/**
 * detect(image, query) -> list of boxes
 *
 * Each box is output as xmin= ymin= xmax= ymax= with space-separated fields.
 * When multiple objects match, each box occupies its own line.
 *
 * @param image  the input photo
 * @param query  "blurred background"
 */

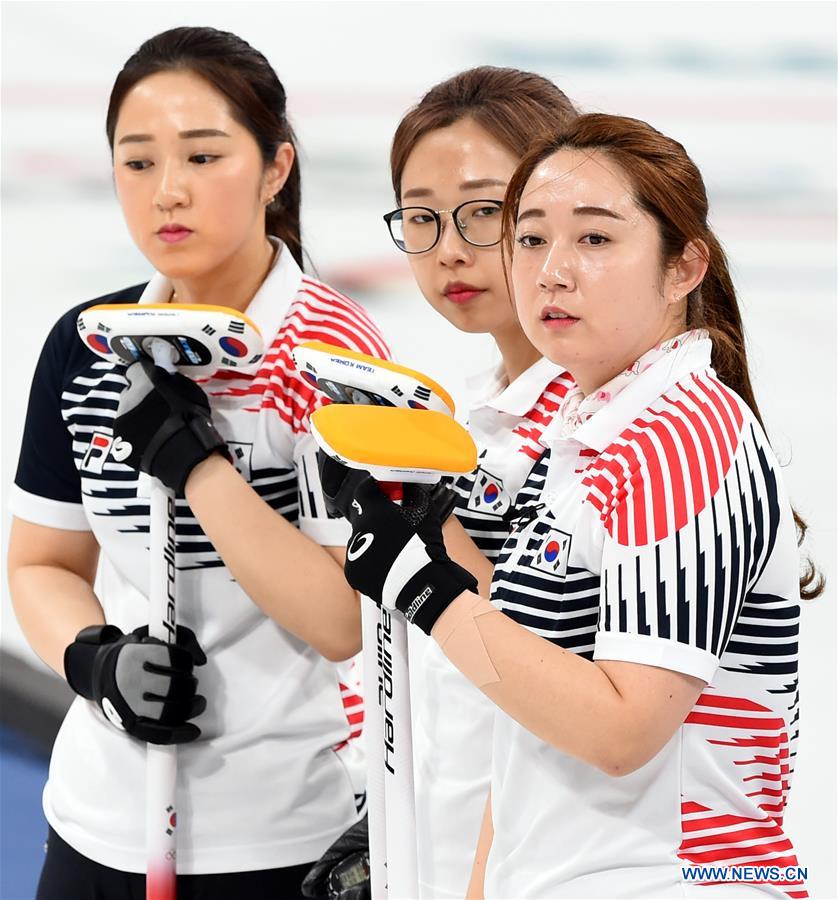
xmin=2 ymin=2 xmax=835 ymax=897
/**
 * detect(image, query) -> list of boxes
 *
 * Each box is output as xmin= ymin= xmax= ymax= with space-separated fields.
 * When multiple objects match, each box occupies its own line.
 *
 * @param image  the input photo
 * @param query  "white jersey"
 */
xmin=9 ymin=243 xmax=389 ymax=874
xmin=486 ymin=337 xmax=806 ymax=899
xmin=415 ymin=357 xmax=574 ymax=898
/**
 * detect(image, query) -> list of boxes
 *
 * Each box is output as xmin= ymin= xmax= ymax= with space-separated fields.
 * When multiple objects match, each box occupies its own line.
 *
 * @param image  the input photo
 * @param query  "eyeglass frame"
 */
xmin=382 ymin=199 xmax=504 ymax=254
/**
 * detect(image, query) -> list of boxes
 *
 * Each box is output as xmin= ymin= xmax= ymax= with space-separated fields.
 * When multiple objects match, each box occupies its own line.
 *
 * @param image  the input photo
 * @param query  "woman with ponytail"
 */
xmin=326 ymin=113 xmax=821 ymax=898
xmin=8 ymin=26 xmax=388 ymax=899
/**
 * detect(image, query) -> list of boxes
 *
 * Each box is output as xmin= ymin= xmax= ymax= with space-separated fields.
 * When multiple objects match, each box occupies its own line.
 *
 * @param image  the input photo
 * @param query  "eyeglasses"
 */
xmin=383 ymin=199 xmax=504 ymax=254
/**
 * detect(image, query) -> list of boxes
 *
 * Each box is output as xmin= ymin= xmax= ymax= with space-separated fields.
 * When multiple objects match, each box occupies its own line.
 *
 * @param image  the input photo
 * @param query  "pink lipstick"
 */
xmin=157 ymin=224 xmax=193 ymax=244
xmin=540 ymin=305 xmax=580 ymax=330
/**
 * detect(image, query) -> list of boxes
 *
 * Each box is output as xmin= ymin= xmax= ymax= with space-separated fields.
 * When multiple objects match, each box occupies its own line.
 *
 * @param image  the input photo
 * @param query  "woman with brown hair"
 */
xmin=304 ymin=66 xmax=577 ymax=899
xmin=8 ymin=26 xmax=388 ymax=899
xmin=385 ymin=67 xmax=579 ymax=900
xmin=329 ymin=113 xmax=821 ymax=898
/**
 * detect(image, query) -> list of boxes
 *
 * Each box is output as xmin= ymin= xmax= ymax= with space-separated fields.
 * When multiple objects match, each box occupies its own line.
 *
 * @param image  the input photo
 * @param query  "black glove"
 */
xmin=319 ymin=459 xmax=478 ymax=635
xmin=318 ymin=452 xmax=459 ymax=525
xmin=301 ymin=814 xmax=370 ymax=900
xmin=114 ymin=358 xmax=228 ymax=494
xmin=64 ymin=623 xmax=207 ymax=744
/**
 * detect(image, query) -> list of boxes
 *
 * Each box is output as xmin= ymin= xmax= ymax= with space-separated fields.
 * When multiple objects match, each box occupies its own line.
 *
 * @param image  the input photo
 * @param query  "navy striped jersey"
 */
xmin=450 ymin=361 xmax=575 ymax=563
xmin=9 ymin=245 xmax=388 ymax=874
xmin=486 ymin=336 xmax=806 ymax=899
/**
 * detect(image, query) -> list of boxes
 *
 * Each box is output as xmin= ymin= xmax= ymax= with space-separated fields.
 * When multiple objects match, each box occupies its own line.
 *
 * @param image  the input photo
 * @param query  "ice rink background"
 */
xmin=1 ymin=2 xmax=836 ymax=897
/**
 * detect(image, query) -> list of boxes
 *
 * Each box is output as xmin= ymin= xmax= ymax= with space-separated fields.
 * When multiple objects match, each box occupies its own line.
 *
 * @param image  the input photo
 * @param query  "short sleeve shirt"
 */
xmin=486 ymin=338 xmax=806 ymax=899
xmin=9 ymin=243 xmax=390 ymax=874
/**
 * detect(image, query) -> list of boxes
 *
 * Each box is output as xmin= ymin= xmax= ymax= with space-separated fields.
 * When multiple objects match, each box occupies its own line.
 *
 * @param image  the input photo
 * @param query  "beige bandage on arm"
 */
xmin=431 ymin=592 xmax=503 ymax=688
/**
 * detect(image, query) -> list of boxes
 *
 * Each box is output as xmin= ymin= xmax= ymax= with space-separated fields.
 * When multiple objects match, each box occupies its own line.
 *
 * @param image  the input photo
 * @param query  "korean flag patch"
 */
xmin=467 ymin=469 xmax=510 ymax=518
xmin=527 ymin=528 xmax=572 ymax=579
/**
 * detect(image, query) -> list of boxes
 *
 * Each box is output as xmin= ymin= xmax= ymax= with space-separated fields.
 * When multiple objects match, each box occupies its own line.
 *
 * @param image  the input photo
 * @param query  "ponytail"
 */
xmin=691 ymin=238 xmax=823 ymax=600
xmin=689 ymin=233 xmax=760 ymax=427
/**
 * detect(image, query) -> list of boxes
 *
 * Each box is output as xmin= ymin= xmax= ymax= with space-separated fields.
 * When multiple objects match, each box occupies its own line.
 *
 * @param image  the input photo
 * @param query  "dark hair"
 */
xmin=390 ymin=66 xmax=578 ymax=202
xmin=106 ymin=26 xmax=303 ymax=268
xmin=502 ymin=113 xmax=823 ymax=600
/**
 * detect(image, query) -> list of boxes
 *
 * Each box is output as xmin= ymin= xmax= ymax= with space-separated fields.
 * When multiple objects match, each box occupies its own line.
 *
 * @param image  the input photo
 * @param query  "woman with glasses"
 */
xmin=8 ymin=27 xmax=387 ymax=899
xmin=327 ymin=113 xmax=820 ymax=898
xmin=303 ymin=66 xmax=577 ymax=900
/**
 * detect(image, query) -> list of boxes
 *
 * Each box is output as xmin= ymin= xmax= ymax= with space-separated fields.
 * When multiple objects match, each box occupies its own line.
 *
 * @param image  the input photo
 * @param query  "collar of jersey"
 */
xmin=467 ymin=355 xmax=566 ymax=418
xmin=490 ymin=356 xmax=567 ymax=417
xmin=464 ymin=358 xmax=507 ymax=412
xmin=541 ymin=337 xmax=713 ymax=452
xmin=136 ymin=237 xmax=303 ymax=373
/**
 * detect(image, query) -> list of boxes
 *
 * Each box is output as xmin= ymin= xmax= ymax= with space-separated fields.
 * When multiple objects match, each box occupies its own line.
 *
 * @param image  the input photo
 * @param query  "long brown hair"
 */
xmin=105 ymin=26 xmax=303 ymax=268
xmin=502 ymin=113 xmax=823 ymax=599
xmin=390 ymin=66 xmax=578 ymax=202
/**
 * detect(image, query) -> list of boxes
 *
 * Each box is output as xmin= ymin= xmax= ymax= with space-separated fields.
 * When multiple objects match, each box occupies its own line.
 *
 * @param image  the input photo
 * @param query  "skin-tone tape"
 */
xmin=431 ymin=593 xmax=502 ymax=688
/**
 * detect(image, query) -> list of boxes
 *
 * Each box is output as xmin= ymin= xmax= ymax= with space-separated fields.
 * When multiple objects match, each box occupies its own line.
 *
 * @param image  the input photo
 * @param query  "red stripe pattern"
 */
xmin=340 ymin=678 xmax=364 ymax=741
xmin=333 ymin=657 xmax=365 ymax=753
xmin=512 ymin=370 xmax=576 ymax=460
xmin=679 ymin=691 xmax=806 ymax=897
xmin=206 ymin=277 xmax=391 ymax=431
xmin=582 ymin=372 xmax=745 ymax=546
